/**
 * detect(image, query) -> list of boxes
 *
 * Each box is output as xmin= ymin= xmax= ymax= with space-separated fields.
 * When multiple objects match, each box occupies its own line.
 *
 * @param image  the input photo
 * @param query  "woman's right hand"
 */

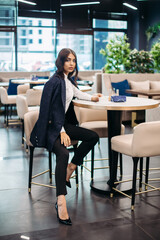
xmin=60 ymin=132 xmax=71 ymax=147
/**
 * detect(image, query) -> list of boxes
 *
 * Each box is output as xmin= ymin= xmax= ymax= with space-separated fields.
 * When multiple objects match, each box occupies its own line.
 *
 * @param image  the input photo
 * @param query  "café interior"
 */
xmin=0 ymin=0 xmax=160 ymax=239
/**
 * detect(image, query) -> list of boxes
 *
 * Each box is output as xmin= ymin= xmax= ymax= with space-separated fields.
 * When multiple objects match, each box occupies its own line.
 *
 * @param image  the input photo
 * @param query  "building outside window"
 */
xmin=29 ymin=29 xmax=33 ymax=34
xmin=57 ymin=34 xmax=92 ymax=70
xmin=29 ymin=39 xmax=33 ymax=44
xmin=21 ymin=29 xmax=26 ymax=36
xmin=17 ymin=17 xmax=56 ymax=72
xmin=38 ymin=39 xmax=42 ymax=44
xmin=0 ymin=4 xmax=16 ymax=71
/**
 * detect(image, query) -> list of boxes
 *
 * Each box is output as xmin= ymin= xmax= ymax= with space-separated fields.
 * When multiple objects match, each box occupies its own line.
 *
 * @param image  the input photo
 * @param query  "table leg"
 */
xmin=90 ymin=110 xmax=122 ymax=194
xmin=90 ymin=110 xmax=132 ymax=195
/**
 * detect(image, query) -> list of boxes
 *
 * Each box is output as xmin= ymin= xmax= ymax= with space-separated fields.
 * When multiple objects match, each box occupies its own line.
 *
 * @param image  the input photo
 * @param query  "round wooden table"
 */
xmin=73 ymin=96 xmax=159 ymax=194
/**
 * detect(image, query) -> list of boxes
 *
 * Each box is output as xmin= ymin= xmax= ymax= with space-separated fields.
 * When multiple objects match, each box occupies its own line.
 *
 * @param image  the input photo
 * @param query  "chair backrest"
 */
xmin=26 ymin=89 xmax=42 ymax=106
xmin=24 ymin=110 xmax=39 ymax=146
xmin=0 ymin=87 xmax=8 ymax=104
xmin=16 ymin=95 xmax=29 ymax=119
xmin=132 ymin=121 xmax=160 ymax=157
xmin=75 ymin=106 xmax=107 ymax=124
xmin=17 ymin=84 xmax=29 ymax=95
xmin=7 ymin=79 xmax=19 ymax=95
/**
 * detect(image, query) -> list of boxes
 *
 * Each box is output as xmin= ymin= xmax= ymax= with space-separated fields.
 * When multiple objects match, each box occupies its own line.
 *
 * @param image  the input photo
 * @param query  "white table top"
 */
xmin=0 ymin=82 xmax=9 ymax=87
xmin=11 ymin=79 xmax=48 ymax=84
xmin=73 ymin=96 xmax=159 ymax=111
xmin=33 ymin=85 xmax=92 ymax=92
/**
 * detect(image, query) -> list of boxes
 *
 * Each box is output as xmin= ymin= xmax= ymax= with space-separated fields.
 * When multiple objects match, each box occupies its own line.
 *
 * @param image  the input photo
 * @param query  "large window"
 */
xmin=0 ymin=31 xmax=15 ymax=71
xmin=0 ymin=8 xmax=128 ymax=72
xmin=0 ymin=4 xmax=16 ymax=71
xmin=57 ymin=34 xmax=92 ymax=70
xmin=93 ymin=18 xmax=127 ymax=69
xmin=17 ymin=17 xmax=56 ymax=72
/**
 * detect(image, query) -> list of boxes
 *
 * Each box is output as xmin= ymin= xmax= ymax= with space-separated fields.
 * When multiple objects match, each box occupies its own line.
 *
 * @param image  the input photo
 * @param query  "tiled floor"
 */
xmin=0 ymin=116 xmax=160 ymax=240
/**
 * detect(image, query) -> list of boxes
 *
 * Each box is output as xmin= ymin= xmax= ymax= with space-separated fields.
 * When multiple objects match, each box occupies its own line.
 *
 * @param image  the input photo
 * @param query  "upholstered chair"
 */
xmin=16 ymin=95 xmax=39 ymax=145
xmin=24 ymin=110 xmax=79 ymax=193
xmin=0 ymin=87 xmax=17 ymax=127
xmin=111 ymin=121 xmax=160 ymax=210
xmin=74 ymin=106 xmax=125 ymax=179
xmin=26 ymin=89 xmax=42 ymax=106
xmin=17 ymin=84 xmax=29 ymax=95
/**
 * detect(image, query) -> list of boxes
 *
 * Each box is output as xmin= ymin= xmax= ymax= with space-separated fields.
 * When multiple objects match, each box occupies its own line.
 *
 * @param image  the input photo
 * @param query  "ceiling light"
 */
xmin=123 ymin=3 xmax=138 ymax=10
xmin=61 ymin=1 xmax=100 ymax=7
xmin=17 ymin=0 xmax=37 ymax=5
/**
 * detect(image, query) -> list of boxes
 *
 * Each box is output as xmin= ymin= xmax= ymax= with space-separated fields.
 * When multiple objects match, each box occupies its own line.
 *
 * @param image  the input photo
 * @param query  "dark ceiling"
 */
xmin=18 ymin=0 xmax=160 ymax=13
xmin=18 ymin=0 xmax=135 ymax=13
xmin=17 ymin=0 xmax=160 ymax=29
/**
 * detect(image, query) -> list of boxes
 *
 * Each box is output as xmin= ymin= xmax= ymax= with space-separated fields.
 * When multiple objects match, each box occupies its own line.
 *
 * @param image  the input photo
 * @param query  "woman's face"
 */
xmin=63 ymin=53 xmax=76 ymax=75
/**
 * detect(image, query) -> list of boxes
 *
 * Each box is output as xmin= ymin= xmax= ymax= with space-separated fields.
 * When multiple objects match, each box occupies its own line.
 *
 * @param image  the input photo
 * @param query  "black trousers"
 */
xmin=52 ymin=123 xmax=99 ymax=197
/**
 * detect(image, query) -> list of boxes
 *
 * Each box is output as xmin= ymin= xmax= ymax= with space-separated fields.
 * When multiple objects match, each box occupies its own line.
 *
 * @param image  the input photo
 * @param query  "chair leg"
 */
xmin=75 ymin=167 xmax=78 ymax=187
xmin=98 ymin=139 xmax=100 ymax=148
xmin=131 ymin=157 xmax=139 ymax=210
xmin=110 ymin=150 xmax=118 ymax=197
xmin=28 ymin=146 xmax=34 ymax=193
xmin=4 ymin=105 xmax=9 ymax=127
xmin=49 ymin=151 xmax=52 ymax=183
xmin=73 ymin=144 xmax=79 ymax=186
xmin=139 ymin=157 xmax=143 ymax=191
xmin=22 ymin=119 xmax=24 ymax=146
xmin=119 ymin=153 xmax=123 ymax=176
xmin=145 ymin=157 xmax=150 ymax=190
xmin=91 ymin=147 xmax=94 ymax=180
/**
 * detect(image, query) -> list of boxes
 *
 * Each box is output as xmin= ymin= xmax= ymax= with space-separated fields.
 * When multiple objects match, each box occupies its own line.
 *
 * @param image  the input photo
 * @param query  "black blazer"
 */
xmin=30 ymin=72 xmax=78 ymax=151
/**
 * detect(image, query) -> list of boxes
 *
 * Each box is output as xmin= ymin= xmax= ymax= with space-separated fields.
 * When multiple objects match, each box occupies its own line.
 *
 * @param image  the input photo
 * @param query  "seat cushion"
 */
xmin=130 ymin=80 xmax=150 ymax=90
xmin=7 ymin=95 xmax=17 ymax=104
xmin=111 ymin=79 xmax=131 ymax=96
xmin=80 ymin=121 xmax=108 ymax=138
xmin=111 ymin=134 xmax=133 ymax=156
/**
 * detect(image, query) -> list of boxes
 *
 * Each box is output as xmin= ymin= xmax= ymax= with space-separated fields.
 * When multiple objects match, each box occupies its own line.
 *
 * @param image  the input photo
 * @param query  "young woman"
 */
xmin=30 ymin=48 xmax=101 ymax=226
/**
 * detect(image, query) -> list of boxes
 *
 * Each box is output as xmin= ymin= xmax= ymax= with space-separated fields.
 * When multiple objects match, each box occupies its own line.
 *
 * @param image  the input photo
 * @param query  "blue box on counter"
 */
xmin=111 ymin=95 xmax=126 ymax=102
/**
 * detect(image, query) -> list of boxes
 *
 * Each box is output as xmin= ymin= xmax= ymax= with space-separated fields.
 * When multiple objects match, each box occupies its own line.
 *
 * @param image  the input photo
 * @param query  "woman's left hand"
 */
xmin=91 ymin=93 xmax=103 ymax=102
xmin=91 ymin=96 xmax=99 ymax=102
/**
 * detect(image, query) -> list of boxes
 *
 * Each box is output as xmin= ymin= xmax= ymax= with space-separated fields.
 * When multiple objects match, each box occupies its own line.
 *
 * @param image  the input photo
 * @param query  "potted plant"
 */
xmin=125 ymin=49 xmax=154 ymax=73
xmin=151 ymin=39 xmax=160 ymax=72
xmin=99 ymin=34 xmax=131 ymax=73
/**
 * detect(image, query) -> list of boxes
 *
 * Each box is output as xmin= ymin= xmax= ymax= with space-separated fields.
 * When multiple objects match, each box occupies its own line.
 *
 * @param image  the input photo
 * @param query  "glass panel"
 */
xmin=17 ymin=17 xmax=56 ymax=73
xmin=0 ymin=31 xmax=15 ymax=71
xmin=57 ymin=34 xmax=92 ymax=70
xmin=94 ymin=31 xmax=125 ymax=69
xmin=0 ymin=3 xmax=16 ymax=26
xmin=17 ymin=17 xmax=56 ymax=27
xmin=93 ymin=19 xmax=127 ymax=29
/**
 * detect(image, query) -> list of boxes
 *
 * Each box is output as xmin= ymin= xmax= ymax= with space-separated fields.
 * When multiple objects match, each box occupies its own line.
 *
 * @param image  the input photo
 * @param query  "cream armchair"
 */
xmin=111 ymin=121 xmax=160 ymax=210
xmin=0 ymin=87 xmax=17 ymax=127
xmin=16 ymin=95 xmax=39 ymax=145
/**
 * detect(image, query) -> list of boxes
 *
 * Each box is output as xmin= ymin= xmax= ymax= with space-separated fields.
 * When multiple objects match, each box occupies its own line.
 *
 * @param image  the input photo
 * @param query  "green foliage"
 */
xmin=126 ymin=49 xmax=154 ymax=73
xmin=99 ymin=34 xmax=131 ymax=73
xmin=145 ymin=23 xmax=160 ymax=44
xmin=151 ymin=39 xmax=160 ymax=72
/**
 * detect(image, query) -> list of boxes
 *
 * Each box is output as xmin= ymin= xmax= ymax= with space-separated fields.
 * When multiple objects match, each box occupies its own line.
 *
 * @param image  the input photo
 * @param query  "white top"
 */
xmin=61 ymin=74 xmax=92 ymax=132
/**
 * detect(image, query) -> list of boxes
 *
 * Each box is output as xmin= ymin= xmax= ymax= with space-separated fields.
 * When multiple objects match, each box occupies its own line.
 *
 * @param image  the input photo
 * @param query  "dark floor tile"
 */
xmin=1 ymin=218 xmax=153 ymax=240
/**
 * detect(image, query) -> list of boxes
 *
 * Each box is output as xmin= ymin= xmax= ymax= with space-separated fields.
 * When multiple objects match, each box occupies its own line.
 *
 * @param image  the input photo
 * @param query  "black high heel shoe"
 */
xmin=55 ymin=202 xmax=72 ymax=226
xmin=66 ymin=180 xmax=71 ymax=188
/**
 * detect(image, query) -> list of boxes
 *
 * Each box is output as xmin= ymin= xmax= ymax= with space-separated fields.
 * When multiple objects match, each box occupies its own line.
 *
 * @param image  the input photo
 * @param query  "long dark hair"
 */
xmin=55 ymin=48 xmax=78 ymax=84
